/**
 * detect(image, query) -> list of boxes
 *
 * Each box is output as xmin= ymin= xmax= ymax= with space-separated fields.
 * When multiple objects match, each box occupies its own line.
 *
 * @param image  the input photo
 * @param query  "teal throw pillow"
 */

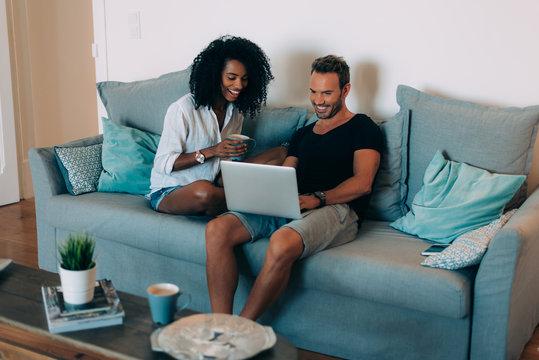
xmin=98 ymin=117 xmax=161 ymax=194
xmin=396 ymin=85 xmax=539 ymax=211
xmin=421 ymin=209 xmax=516 ymax=270
xmin=97 ymin=68 xmax=191 ymax=135
xmin=390 ymin=150 xmax=526 ymax=243
xmin=242 ymin=107 xmax=308 ymax=156
xmin=54 ymin=144 xmax=103 ymax=195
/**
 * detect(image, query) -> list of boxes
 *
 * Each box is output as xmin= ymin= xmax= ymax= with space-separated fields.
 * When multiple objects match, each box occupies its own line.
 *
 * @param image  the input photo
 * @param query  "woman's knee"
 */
xmin=187 ymin=181 xmax=223 ymax=213
xmin=192 ymin=181 xmax=217 ymax=205
xmin=158 ymin=181 xmax=224 ymax=216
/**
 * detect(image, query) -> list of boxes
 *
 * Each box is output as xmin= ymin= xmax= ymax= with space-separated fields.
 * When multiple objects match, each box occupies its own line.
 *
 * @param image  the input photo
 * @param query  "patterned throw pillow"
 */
xmin=421 ymin=209 xmax=517 ymax=270
xmin=54 ymin=144 xmax=103 ymax=195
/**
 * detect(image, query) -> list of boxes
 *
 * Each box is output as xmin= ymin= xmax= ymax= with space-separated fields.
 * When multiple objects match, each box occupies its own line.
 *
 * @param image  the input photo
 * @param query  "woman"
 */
xmin=149 ymin=36 xmax=280 ymax=216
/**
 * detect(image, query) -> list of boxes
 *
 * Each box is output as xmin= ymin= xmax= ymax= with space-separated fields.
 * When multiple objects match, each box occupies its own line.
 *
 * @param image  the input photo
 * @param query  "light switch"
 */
xmin=128 ymin=11 xmax=141 ymax=39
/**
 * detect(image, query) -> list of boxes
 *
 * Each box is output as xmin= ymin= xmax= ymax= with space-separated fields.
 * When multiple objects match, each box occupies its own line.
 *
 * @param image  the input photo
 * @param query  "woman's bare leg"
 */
xmin=215 ymin=146 xmax=288 ymax=186
xmin=159 ymin=146 xmax=287 ymax=214
xmin=245 ymin=146 xmax=288 ymax=166
xmin=158 ymin=180 xmax=226 ymax=216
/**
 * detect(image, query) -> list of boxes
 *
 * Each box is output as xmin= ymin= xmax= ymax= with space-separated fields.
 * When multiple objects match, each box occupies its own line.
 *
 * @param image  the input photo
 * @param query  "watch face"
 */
xmin=314 ymin=191 xmax=326 ymax=207
xmin=195 ymin=152 xmax=205 ymax=164
xmin=315 ymin=191 xmax=326 ymax=200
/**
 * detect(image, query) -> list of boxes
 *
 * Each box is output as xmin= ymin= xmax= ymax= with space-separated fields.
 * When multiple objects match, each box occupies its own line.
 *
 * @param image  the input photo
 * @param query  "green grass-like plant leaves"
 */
xmin=57 ymin=233 xmax=96 ymax=271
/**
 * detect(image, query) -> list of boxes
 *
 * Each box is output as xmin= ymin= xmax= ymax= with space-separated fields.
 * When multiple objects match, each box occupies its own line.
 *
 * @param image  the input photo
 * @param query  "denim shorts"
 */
xmin=148 ymin=186 xmax=182 ymax=211
xmin=226 ymin=203 xmax=359 ymax=259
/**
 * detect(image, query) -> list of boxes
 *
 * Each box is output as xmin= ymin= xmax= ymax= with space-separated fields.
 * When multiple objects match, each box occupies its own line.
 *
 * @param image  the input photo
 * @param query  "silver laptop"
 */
xmin=220 ymin=161 xmax=302 ymax=219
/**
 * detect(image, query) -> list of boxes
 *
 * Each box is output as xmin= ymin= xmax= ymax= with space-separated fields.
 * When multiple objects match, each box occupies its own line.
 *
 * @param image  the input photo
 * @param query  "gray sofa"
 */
xmin=29 ymin=72 xmax=539 ymax=360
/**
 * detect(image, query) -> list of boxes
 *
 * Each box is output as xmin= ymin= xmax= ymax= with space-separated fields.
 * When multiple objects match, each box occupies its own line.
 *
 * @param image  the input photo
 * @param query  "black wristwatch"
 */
xmin=313 ymin=191 xmax=327 ymax=208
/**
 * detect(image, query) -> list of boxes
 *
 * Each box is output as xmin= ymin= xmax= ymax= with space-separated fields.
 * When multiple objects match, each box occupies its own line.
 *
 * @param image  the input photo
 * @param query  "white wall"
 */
xmin=93 ymin=0 xmax=539 ymax=189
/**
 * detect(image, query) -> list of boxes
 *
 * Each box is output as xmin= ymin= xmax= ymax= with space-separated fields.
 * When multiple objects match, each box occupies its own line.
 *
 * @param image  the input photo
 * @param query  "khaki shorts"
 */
xmin=227 ymin=203 xmax=359 ymax=259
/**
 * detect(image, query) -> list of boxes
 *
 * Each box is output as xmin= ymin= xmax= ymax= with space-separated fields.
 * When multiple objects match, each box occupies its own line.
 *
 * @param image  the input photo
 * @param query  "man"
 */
xmin=205 ymin=55 xmax=383 ymax=320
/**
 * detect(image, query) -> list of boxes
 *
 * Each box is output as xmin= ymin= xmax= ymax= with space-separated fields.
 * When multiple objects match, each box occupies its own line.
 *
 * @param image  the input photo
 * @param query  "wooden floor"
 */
xmin=1 ymin=199 xmax=538 ymax=360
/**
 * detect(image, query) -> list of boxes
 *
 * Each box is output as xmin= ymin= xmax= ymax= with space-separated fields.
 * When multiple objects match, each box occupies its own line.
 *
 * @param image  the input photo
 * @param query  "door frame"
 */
xmin=0 ymin=0 xmax=20 ymax=205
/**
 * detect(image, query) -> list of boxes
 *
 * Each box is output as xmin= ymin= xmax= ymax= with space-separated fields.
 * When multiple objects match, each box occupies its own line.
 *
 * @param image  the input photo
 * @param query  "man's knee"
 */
xmin=266 ymin=229 xmax=304 ymax=266
xmin=206 ymin=215 xmax=242 ymax=250
xmin=206 ymin=217 xmax=227 ymax=248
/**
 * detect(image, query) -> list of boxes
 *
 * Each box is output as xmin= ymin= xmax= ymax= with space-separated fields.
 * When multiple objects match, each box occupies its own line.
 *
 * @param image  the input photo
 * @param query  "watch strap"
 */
xmin=314 ymin=191 xmax=326 ymax=207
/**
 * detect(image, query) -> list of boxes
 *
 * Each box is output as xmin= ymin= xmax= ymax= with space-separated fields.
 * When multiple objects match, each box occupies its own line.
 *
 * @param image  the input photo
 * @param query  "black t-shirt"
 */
xmin=287 ymin=114 xmax=383 ymax=221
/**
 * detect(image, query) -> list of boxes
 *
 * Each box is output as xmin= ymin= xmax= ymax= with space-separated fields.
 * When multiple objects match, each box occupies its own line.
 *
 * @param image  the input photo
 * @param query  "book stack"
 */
xmin=41 ymin=279 xmax=125 ymax=334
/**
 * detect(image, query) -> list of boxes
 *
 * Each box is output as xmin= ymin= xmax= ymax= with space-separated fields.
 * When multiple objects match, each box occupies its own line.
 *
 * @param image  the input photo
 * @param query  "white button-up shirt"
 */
xmin=149 ymin=94 xmax=243 ymax=194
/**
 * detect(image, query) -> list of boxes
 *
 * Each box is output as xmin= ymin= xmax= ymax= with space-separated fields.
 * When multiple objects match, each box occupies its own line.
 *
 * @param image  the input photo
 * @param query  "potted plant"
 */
xmin=57 ymin=232 xmax=97 ymax=305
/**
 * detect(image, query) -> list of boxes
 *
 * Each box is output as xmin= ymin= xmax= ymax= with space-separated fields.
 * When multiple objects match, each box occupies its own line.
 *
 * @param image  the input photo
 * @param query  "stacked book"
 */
xmin=41 ymin=279 xmax=125 ymax=334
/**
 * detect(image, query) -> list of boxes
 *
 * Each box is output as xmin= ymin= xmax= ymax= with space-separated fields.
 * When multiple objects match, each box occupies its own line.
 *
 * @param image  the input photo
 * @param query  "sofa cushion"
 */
xmin=397 ymin=85 xmax=539 ymax=210
xmin=390 ymin=151 xmax=525 ymax=243
xmin=241 ymin=221 xmax=474 ymax=319
xmin=241 ymin=107 xmax=308 ymax=155
xmin=53 ymin=144 xmax=103 ymax=195
xmin=366 ymin=110 xmax=409 ymax=221
xmin=97 ymin=68 xmax=191 ymax=135
xmin=44 ymin=193 xmax=209 ymax=265
xmin=98 ymin=117 xmax=161 ymax=195
xmin=45 ymin=192 xmax=472 ymax=319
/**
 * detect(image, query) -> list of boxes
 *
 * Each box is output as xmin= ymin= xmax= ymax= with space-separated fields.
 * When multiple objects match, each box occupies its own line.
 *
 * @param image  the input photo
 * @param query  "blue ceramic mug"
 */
xmin=147 ymin=283 xmax=191 ymax=325
xmin=227 ymin=134 xmax=256 ymax=161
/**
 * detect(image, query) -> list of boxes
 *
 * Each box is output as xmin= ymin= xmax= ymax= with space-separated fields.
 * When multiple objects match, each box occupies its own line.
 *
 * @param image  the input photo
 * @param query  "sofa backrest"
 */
xmin=365 ymin=85 xmax=539 ymax=221
xmin=242 ymin=107 xmax=308 ymax=155
xmin=97 ymin=68 xmax=192 ymax=136
xmin=398 ymin=85 xmax=539 ymax=211
xmin=96 ymin=67 xmax=308 ymax=155
xmin=96 ymin=72 xmax=539 ymax=221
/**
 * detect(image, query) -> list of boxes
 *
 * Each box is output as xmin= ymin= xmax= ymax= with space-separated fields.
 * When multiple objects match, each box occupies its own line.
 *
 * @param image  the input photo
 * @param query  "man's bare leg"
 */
xmin=239 ymin=227 xmax=304 ymax=320
xmin=205 ymin=214 xmax=252 ymax=314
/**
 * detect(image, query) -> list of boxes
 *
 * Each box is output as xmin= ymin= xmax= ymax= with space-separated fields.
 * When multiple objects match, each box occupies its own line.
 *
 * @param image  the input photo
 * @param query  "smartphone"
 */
xmin=421 ymin=244 xmax=450 ymax=256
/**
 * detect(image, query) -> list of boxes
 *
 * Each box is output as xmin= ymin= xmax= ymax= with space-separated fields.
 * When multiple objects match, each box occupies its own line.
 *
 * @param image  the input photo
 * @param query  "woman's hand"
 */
xmin=172 ymin=139 xmax=247 ymax=171
xmin=299 ymin=194 xmax=320 ymax=211
xmin=210 ymin=138 xmax=247 ymax=158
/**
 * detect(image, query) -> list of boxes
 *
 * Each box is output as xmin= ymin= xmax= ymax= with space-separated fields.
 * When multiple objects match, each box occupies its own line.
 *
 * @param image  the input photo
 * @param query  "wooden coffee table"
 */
xmin=0 ymin=263 xmax=298 ymax=359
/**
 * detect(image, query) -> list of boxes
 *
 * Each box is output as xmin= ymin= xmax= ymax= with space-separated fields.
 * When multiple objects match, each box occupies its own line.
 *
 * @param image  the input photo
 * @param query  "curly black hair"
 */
xmin=189 ymin=35 xmax=273 ymax=118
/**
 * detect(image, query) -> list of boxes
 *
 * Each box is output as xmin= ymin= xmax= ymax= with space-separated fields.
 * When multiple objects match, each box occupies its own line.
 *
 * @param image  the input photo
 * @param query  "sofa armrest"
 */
xmin=470 ymin=188 xmax=539 ymax=360
xmin=28 ymin=135 xmax=103 ymax=200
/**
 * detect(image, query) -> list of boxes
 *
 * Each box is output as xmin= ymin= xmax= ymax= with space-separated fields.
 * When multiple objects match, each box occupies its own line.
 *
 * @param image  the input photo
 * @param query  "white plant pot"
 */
xmin=58 ymin=262 xmax=97 ymax=305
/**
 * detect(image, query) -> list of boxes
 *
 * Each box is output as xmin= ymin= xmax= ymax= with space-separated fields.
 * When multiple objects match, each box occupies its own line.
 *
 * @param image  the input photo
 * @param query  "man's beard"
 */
xmin=315 ymin=99 xmax=343 ymax=119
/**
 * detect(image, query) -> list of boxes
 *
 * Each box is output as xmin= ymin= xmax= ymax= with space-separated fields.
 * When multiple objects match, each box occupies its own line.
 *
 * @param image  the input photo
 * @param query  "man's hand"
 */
xmin=299 ymin=194 xmax=320 ymax=211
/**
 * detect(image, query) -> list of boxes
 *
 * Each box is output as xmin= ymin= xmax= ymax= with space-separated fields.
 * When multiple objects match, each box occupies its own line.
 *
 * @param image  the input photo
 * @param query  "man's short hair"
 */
xmin=311 ymin=55 xmax=350 ymax=89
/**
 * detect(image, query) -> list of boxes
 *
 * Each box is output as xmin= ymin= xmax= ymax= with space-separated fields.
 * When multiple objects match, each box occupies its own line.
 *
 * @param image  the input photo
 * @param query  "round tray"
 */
xmin=151 ymin=313 xmax=276 ymax=360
